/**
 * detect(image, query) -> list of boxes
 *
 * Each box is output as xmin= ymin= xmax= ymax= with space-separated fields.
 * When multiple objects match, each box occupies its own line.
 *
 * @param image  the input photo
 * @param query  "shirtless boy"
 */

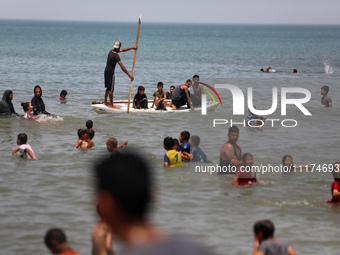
xmin=219 ymin=126 xmax=242 ymax=174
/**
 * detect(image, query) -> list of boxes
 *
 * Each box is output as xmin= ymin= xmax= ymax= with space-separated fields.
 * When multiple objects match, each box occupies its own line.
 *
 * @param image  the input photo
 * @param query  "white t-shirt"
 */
xmin=19 ymin=144 xmax=35 ymax=159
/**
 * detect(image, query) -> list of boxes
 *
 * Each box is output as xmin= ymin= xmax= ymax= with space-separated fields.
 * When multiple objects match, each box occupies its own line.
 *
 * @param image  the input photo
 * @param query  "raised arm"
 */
xmin=119 ymin=46 xmax=138 ymax=53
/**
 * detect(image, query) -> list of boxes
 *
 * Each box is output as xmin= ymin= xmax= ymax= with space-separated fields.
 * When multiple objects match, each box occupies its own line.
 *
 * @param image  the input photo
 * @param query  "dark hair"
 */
xmin=186 ymin=79 xmax=192 ymax=84
xmin=137 ymin=86 xmax=145 ymax=91
xmin=242 ymin=153 xmax=253 ymax=163
xmin=180 ymin=131 xmax=190 ymax=142
xmin=60 ymin=90 xmax=68 ymax=96
xmin=228 ymin=126 xmax=239 ymax=134
xmin=190 ymin=135 xmax=200 ymax=146
xmin=86 ymin=120 xmax=93 ymax=129
xmin=331 ymin=162 xmax=340 ymax=179
xmin=157 ymin=82 xmax=163 ymax=87
xmin=44 ymin=228 xmax=67 ymax=248
xmin=164 ymin=137 xmax=174 ymax=150
xmin=17 ymin=133 xmax=28 ymax=144
xmin=192 ymin=74 xmax=199 ymax=79
xmin=260 ymin=69 xmax=264 ymax=72
xmin=170 ymin=86 xmax=175 ymax=89
xmin=21 ymin=102 xmax=30 ymax=112
xmin=253 ymin=220 xmax=275 ymax=239
xmin=293 ymin=69 xmax=298 ymax=73
xmin=94 ymin=152 xmax=151 ymax=220
xmin=77 ymin=129 xmax=89 ymax=139
xmin=321 ymin=86 xmax=329 ymax=93
xmin=173 ymin=138 xmax=179 ymax=147
xmin=282 ymin=155 xmax=293 ymax=166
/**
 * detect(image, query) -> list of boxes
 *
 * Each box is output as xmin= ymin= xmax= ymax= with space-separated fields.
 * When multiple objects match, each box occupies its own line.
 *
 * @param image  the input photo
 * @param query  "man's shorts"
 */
xmin=105 ymin=74 xmax=115 ymax=92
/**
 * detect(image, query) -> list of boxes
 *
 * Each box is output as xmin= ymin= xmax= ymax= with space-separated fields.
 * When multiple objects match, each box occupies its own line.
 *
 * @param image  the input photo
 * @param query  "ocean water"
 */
xmin=1 ymin=20 xmax=340 ymax=254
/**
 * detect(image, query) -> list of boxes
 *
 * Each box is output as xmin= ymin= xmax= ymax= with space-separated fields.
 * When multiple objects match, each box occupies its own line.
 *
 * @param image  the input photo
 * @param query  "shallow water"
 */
xmin=1 ymin=20 xmax=340 ymax=254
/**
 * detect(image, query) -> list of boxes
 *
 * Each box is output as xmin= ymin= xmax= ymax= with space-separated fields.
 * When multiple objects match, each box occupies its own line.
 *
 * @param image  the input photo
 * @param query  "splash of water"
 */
xmin=323 ymin=61 xmax=334 ymax=74
xmin=36 ymin=115 xmax=64 ymax=124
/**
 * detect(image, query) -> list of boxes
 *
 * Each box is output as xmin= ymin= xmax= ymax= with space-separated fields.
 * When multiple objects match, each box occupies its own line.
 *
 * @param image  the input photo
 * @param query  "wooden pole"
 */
xmin=127 ymin=16 xmax=141 ymax=113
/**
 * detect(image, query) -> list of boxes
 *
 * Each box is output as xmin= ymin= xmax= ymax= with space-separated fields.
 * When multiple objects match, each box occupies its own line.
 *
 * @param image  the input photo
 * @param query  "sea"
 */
xmin=1 ymin=19 xmax=340 ymax=254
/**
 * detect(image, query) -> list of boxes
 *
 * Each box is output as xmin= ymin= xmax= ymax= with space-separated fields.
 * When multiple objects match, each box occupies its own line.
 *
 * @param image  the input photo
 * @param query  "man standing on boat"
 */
xmin=104 ymin=41 xmax=137 ymax=109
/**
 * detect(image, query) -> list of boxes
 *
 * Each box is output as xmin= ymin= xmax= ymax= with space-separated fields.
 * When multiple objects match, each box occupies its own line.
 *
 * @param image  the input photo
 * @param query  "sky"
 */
xmin=1 ymin=0 xmax=340 ymax=25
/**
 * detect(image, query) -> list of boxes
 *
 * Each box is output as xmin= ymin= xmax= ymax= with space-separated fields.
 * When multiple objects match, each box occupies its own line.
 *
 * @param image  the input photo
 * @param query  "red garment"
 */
xmin=234 ymin=167 xmax=257 ymax=185
xmin=327 ymin=181 xmax=340 ymax=203
xmin=59 ymin=250 xmax=80 ymax=255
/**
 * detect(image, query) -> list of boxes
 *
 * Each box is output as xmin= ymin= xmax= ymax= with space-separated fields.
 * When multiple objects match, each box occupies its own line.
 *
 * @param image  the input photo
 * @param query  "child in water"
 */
xmin=56 ymin=90 xmax=68 ymax=100
xmin=282 ymin=155 xmax=310 ymax=172
xmin=31 ymin=85 xmax=50 ymax=115
xmin=74 ymin=129 xmax=94 ymax=149
xmin=188 ymin=135 xmax=211 ymax=163
xmin=86 ymin=120 xmax=97 ymax=139
xmin=163 ymin=137 xmax=182 ymax=167
xmin=232 ymin=153 xmax=258 ymax=186
xmin=12 ymin=133 xmax=37 ymax=160
xmin=21 ymin=102 xmax=35 ymax=120
xmin=327 ymin=162 xmax=340 ymax=203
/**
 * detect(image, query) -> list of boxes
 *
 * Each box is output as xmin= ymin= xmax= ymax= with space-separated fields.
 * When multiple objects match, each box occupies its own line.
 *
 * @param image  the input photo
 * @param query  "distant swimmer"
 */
xmin=104 ymin=41 xmax=137 ymax=109
xmin=21 ymin=102 xmax=35 ymax=120
xmin=260 ymin=67 xmax=275 ymax=72
xmin=321 ymin=85 xmax=332 ymax=107
xmin=293 ymin=69 xmax=299 ymax=74
xmin=57 ymin=90 xmax=68 ymax=100
xmin=281 ymin=154 xmax=310 ymax=172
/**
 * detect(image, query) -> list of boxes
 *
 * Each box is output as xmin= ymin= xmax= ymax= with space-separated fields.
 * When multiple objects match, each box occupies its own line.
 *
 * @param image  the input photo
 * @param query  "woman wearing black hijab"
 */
xmin=31 ymin=85 xmax=50 ymax=115
xmin=0 ymin=90 xmax=17 ymax=115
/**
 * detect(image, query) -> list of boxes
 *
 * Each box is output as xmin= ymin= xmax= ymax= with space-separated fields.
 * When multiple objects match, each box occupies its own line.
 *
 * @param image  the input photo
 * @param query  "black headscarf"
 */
xmin=0 ymin=90 xmax=16 ymax=115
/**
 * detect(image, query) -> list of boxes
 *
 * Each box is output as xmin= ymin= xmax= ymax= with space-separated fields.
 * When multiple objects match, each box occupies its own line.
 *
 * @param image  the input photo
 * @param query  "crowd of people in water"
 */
xmin=1 ymin=40 xmax=336 ymax=255
xmin=2 ymin=77 xmax=335 ymax=254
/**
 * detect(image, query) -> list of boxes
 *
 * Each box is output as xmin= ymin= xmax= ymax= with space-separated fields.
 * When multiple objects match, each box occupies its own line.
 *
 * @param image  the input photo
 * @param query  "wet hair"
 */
xmin=21 ymin=102 xmax=30 ymax=112
xmin=260 ymin=69 xmax=264 ymax=72
xmin=293 ymin=69 xmax=298 ymax=73
xmin=173 ymin=138 xmax=179 ymax=147
xmin=157 ymin=82 xmax=163 ymax=87
xmin=331 ymin=162 xmax=340 ymax=179
xmin=180 ymin=131 xmax=190 ymax=142
xmin=170 ymin=86 xmax=175 ymax=90
xmin=106 ymin=137 xmax=117 ymax=149
xmin=321 ymin=86 xmax=329 ymax=93
xmin=88 ymin=129 xmax=95 ymax=140
xmin=164 ymin=137 xmax=174 ymax=150
xmin=44 ymin=228 xmax=67 ymax=248
xmin=282 ymin=155 xmax=293 ymax=166
xmin=137 ymin=86 xmax=145 ymax=91
xmin=17 ymin=133 xmax=28 ymax=144
xmin=190 ymin=135 xmax=200 ymax=146
xmin=253 ymin=220 xmax=275 ymax=239
xmin=77 ymin=129 xmax=89 ymax=139
xmin=33 ymin=85 xmax=42 ymax=95
xmin=242 ymin=153 xmax=253 ymax=163
xmin=86 ymin=120 xmax=93 ymax=129
xmin=186 ymin=79 xmax=192 ymax=84
xmin=192 ymin=74 xmax=199 ymax=79
xmin=94 ymin=152 xmax=151 ymax=220
xmin=60 ymin=90 xmax=67 ymax=96
xmin=228 ymin=126 xmax=239 ymax=134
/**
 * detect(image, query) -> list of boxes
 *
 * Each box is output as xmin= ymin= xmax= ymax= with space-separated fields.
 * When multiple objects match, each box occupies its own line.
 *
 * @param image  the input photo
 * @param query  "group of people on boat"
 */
xmin=103 ymin=41 xmax=203 ymax=110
